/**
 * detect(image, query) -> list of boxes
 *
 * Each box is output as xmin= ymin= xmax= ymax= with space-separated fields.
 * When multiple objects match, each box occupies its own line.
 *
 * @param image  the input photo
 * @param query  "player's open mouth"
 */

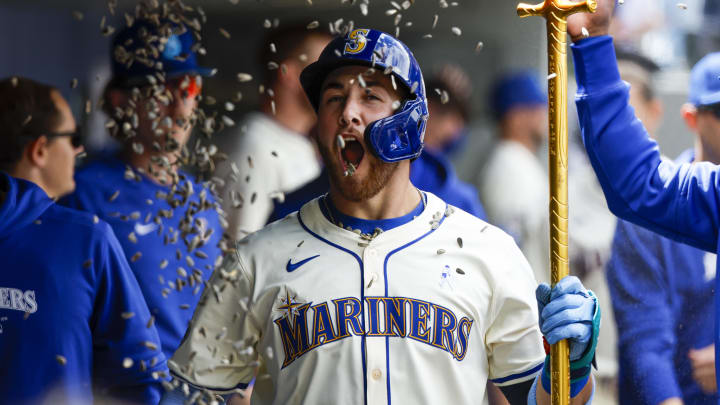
xmin=337 ymin=134 xmax=364 ymax=177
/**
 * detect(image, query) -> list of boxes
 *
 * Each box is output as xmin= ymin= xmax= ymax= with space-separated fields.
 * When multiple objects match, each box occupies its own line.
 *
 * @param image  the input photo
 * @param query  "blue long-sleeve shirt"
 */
xmin=61 ymin=156 xmax=224 ymax=363
xmin=573 ymin=35 xmax=720 ymax=397
xmin=0 ymin=173 xmax=167 ymax=404
xmin=608 ymin=154 xmax=717 ymax=404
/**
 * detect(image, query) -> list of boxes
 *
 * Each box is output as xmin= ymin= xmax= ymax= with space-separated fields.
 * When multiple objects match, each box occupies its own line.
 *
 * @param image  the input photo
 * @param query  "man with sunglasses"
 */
xmin=0 ymin=77 xmax=168 ymax=404
xmin=61 ymin=19 xmax=224 ymax=368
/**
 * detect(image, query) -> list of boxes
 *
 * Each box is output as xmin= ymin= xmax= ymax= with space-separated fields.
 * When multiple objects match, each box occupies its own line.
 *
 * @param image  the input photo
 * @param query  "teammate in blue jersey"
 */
xmin=162 ymin=29 xmax=599 ymax=405
xmin=610 ymin=213 xmax=717 ymax=405
xmin=0 ymin=77 xmax=167 ymax=404
xmin=568 ymin=0 xmax=720 ymax=395
xmin=60 ymin=19 xmax=223 ymax=365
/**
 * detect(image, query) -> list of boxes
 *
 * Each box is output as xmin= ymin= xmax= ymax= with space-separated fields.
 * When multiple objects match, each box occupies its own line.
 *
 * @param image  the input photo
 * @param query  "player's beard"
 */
xmin=318 ymin=139 xmax=399 ymax=202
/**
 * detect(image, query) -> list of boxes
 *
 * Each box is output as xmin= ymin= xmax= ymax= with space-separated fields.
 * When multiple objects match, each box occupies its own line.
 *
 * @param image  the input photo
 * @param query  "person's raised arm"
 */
xmin=566 ymin=0 xmax=720 ymax=252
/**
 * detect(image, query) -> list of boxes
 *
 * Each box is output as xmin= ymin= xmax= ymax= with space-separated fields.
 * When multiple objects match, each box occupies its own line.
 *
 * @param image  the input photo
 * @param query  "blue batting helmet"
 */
xmin=300 ymin=28 xmax=428 ymax=162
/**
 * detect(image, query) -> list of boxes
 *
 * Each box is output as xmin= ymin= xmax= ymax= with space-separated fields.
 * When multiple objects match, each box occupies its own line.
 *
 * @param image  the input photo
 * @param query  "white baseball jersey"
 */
xmin=169 ymin=192 xmax=545 ymax=404
xmin=215 ymin=112 xmax=321 ymax=238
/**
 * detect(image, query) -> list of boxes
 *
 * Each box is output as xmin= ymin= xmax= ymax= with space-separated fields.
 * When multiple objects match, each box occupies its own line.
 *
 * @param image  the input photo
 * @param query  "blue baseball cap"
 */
xmin=689 ymin=52 xmax=720 ymax=107
xmin=110 ymin=19 xmax=213 ymax=84
xmin=490 ymin=71 xmax=547 ymax=119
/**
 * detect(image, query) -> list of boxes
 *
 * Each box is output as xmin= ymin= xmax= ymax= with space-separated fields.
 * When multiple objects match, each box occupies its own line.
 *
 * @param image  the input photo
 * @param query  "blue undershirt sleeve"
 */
xmin=572 ymin=36 xmax=720 ymax=253
xmin=606 ymin=221 xmax=683 ymax=403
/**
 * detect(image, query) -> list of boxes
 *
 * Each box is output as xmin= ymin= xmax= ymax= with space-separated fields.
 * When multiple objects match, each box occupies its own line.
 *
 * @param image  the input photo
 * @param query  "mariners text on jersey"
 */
xmin=274 ymin=295 xmax=474 ymax=367
xmin=0 ymin=288 xmax=37 ymax=313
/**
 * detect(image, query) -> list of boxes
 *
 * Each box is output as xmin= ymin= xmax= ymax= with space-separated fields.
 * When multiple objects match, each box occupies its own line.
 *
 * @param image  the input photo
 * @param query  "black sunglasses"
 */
xmin=21 ymin=126 xmax=84 ymax=148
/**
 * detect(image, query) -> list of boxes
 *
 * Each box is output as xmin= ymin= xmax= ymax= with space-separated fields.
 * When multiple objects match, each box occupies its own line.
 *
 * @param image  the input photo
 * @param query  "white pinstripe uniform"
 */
xmin=169 ymin=192 xmax=545 ymax=404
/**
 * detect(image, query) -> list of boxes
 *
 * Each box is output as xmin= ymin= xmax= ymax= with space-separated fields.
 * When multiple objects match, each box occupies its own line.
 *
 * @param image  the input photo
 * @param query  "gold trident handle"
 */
xmin=515 ymin=1 xmax=596 ymax=405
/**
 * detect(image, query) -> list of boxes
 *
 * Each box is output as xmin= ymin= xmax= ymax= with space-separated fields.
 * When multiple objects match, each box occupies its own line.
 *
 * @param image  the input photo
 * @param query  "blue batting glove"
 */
xmin=536 ymin=276 xmax=596 ymax=361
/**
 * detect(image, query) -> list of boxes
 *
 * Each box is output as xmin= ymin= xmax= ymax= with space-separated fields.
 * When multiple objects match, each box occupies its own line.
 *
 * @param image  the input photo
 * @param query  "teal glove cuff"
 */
xmin=571 ymin=290 xmax=601 ymax=371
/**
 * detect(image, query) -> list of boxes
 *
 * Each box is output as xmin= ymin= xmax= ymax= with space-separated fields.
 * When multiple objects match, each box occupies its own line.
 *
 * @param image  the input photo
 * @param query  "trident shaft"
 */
xmin=516 ymin=1 xmax=596 ymax=404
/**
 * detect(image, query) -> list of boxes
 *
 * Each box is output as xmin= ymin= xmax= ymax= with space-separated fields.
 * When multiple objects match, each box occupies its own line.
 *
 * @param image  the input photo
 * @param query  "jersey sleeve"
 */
xmin=573 ymin=36 xmax=720 ymax=253
xmin=485 ymin=233 xmax=545 ymax=386
xmin=91 ymin=222 xmax=168 ymax=404
xmin=168 ymin=247 xmax=261 ymax=393
xmin=606 ymin=221 xmax=682 ymax=404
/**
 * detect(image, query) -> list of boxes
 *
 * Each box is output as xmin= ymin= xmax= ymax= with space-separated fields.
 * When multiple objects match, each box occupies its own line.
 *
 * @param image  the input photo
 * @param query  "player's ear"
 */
xmin=681 ymin=103 xmax=698 ymax=131
xmin=25 ymin=136 xmax=51 ymax=168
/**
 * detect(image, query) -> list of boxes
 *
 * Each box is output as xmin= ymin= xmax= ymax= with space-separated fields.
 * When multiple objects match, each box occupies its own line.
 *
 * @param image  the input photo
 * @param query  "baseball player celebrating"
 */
xmin=163 ymin=29 xmax=600 ymax=405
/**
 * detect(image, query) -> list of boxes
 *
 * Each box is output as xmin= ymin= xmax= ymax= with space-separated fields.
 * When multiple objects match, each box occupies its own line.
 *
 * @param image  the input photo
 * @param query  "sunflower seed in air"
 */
xmin=423 ymin=34 xmax=433 ymax=39
xmin=307 ymin=21 xmax=320 ymax=29
xmin=267 ymin=61 xmax=279 ymax=70
xmin=72 ymin=11 xmax=84 ymax=21
xmin=386 ymin=9 xmax=398 ymax=15
xmin=70 ymin=78 xmax=78 ymax=89
xmin=581 ymin=27 xmax=589 ymax=38
xmin=475 ymin=41 xmax=484 ymax=53
xmin=123 ymin=358 xmax=134 ymax=368
xmin=219 ymin=28 xmax=231 ymax=39
xmin=179 ymin=304 xmax=190 ymax=309
xmin=457 ymin=237 xmax=463 ymax=248
xmin=677 ymin=2 xmax=688 ymax=9
xmin=437 ymin=249 xmax=445 ymax=255
xmin=410 ymin=81 xmax=418 ymax=93
xmin=83 ymin=259 xmax=92 ymax=269
xmin=93 ymin=215 xmax=99 ymax=224
xmin=236 ymin=73 xmax=253 ymax=83
xmin=456 ymin=268 xmax=465 ymax=275
xmin=10 ymin=77 xmax=18 ymax=87
xmin=122 ymin=311 xmax=135 ymax=320
xmin=548 ymin=73 xmax=557 ymax=80
xmin=147 ymin=315 xmax=155 ymax=328
xmin=297 ymin=240 xmax=305 ymax=247
xmin=109 ymin=190 xmax=120 ymax=202
xmin=34 ymin=219 xmax=41 ymax=225
xmin=360 ymin=3 xmax=368 ymax=15
xmin=56 ymin=355 xmax=67 ymax=366
xmin=451 ymin=27 xmax=462 ymax=36
xmin=131 ymin=252 xmax=142 ymax=262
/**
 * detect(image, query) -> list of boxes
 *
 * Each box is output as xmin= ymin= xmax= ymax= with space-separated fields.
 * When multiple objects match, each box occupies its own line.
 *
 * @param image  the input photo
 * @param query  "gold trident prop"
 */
xmin=516 ymin=1 xmax=596 ymax=404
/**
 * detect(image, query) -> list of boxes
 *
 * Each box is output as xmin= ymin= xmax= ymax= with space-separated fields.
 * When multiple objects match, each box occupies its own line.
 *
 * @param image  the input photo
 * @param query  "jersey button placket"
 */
xmin=364 ymin=248 xmax=381 ymax=291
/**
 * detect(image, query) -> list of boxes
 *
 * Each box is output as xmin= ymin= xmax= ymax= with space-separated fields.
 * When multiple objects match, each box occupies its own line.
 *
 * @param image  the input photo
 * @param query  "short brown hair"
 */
xmin=0 ymin=77 xmax=62 ymax=172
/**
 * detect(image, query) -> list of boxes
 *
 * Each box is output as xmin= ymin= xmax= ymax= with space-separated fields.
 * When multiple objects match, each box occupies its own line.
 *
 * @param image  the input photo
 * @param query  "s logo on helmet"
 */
xmin=344 ymin=29 xmax=370 ymax=55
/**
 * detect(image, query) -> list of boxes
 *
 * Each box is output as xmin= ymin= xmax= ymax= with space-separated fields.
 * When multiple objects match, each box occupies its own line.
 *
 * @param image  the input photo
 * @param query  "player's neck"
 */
xmin=121 ymin=146 xmax=178 ymax=186
xmin=329 ymin=168 xmax=420 ymax=221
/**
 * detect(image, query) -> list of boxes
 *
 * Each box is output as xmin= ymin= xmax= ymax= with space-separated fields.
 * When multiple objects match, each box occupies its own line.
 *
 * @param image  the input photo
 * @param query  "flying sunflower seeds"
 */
xmin=219 ymin=28 xmax=231 ymax=39
xmin=121 ymin=311 xmax=135 ymax=320
xmin=56 ymin=355 xmax=67 ymax=366
xmin=123 ymin=357 xmax=134 ymax=368
xmin=457 ymin=237 xmax=463 ymax=248
xmin=451 ymin=27 xmax=462 ymax=36
xmin=70 ymin=78 xmax=78 ymax=89
xmin=307 ymin=21 xmax=320 ymax=29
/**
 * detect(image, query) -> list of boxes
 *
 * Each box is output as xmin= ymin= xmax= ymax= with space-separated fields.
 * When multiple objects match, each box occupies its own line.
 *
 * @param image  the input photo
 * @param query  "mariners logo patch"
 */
xmin=273 ymin=294 xmax=473 ymax=368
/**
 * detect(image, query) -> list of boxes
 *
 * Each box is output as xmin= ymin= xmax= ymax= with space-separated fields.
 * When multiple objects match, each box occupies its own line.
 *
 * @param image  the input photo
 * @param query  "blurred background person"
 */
xmin=0 ymin=77 xmax=167 ymax=404
xmin=215 ymin=25 xmax=331 ymax=239
xmin=60 ymin=19 xmax=224 ymax=368
xmin=607 ymin=52 xmax=720 ymax=405
xmin=478 ymin=70 xmax=548 ymax=282
xmin=269 ymin=63 xmax=486 ymax=222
